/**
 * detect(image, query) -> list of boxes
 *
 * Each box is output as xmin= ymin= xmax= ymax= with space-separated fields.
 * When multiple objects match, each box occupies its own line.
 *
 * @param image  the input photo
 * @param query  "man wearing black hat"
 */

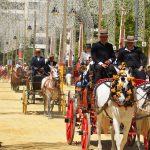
xmin=117 ymin=36 xmax=147 ymax=80
xmin=91 ymin=29 xmax=116 ymax=83
xmin=45 ymin=54 xmax=57 ymax=74
xmin=31 ymin=49 xmax=45 ymax=76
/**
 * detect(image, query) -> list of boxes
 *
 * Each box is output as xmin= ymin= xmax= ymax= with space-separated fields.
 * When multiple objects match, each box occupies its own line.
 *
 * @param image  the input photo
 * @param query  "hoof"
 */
xmin=48 ymin=116 xmax=52 ymax=119
xmin=48 ymin=114 xmax=52 ymax=119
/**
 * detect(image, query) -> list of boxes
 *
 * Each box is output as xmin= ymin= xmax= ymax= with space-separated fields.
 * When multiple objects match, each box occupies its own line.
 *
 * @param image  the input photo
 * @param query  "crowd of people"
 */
xmin=1 ymin=29 xmax=150 ymax=85
xmin=75 ymin=29 xmax=150 ymax=87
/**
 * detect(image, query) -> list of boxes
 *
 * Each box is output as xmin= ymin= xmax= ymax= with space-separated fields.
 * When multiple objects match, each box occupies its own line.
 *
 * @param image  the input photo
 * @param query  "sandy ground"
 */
xmin=0 ymin=80 xmax=145 ymax=150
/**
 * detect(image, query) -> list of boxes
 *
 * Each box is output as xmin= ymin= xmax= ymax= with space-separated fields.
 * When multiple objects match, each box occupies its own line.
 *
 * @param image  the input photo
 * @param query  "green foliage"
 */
xmin=125 ymin=13 xmax=134 ymax=36
xmin=24 ymin=48 xmax=33 ymax=65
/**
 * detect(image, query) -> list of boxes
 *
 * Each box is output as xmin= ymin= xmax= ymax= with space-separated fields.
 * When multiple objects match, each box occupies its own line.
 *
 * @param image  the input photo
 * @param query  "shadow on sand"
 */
xmin=0 ymin=140 xmax=145 ymax=150
xmin=90 ymin=140 xmax=144 ymax=150
xmin=0 ymin=142 xmax=80 ymax=150
xmin=26 ymin=111 xmax=65 ymax=119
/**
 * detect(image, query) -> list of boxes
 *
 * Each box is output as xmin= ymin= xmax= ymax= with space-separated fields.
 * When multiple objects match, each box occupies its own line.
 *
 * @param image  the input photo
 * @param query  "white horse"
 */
xmin=135 ymin=83 xmax=150 ymax=150
xmin=95 ymin=68 xmax=136 ymax=150
xmin=41 ymin=66 xmax=60 ymax=118
xmin=65 ymin=72 xmax=72 ymax=86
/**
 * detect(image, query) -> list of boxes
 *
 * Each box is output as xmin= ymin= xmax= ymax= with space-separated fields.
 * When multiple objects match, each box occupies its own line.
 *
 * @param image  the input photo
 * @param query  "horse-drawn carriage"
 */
xmin=11 ymin=67 xmax=28 ymax=91
xmin=65 ymin=66 xmax=150 ymax=150
xmin=22 ymin=67 xmax=45 ymax=113
xmin=22 ymin=66 xmax=66 ymax=116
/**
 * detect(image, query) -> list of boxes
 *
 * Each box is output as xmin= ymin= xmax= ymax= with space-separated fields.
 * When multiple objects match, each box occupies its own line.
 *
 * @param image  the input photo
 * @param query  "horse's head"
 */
xmin=16 ymin=67 xmax=23 ymax=76
xmin=49 ymin=66 xmax=59 ymax=79
xmin=111 ymin=66 xmax=135 ymax=106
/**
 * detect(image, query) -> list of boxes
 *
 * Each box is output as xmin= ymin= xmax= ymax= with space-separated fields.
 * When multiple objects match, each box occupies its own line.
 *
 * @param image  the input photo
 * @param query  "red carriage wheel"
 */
xmin=81 ymin=113 xmax=91 ymax=150
xmin=127 ymin=120 xmax=136 ymax=146
xmin=144 ymin=130 xmax=150 ymax=150
xmin=65 ymin=98 xmax=76 ymax=145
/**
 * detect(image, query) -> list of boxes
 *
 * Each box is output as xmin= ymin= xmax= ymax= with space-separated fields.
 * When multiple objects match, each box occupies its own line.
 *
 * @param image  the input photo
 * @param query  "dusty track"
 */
xmin=0 ymin=81 xmax=144 ymax=150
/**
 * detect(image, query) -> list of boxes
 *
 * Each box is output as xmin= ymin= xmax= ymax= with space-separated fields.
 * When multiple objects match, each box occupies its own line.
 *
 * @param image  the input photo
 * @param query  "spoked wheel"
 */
xmin=81 ymin=113 xmax=91 ymax=150
xmin=65 ymin=98 xmax=76 ymax=145
xmin=144 ymin=130 xmax=150 ymax=150
xmin=127 ymin=120 xmax=136 ymax=146
xmin=22 ymin=87 xmax=27 ymax=114
xmin=31 ymin=92 xmax=35 ymax=104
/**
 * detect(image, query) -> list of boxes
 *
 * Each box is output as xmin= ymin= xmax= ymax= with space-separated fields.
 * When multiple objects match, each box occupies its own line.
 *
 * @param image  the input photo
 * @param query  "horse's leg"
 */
xmin=113 ymin=117 xmax=121 ymax=150
xmin=120 ymin=119 xmax=133 ymax=150
xmin=47 ymin=94 xmax=52 ymax=119
xmin=97 ymin=114 xmax=102 ymax=150
xmin=110 ymin=124 xmax=116 ymax=150
xmin=50 ymin=99 xmax=54 ymax=112
xmin=136 ymin=120 xmax=141 ymax=150
xmin=43 ymin=94 xmax=47 ymax=115
xmin=136 ymin=133 xmax=141 ymax=150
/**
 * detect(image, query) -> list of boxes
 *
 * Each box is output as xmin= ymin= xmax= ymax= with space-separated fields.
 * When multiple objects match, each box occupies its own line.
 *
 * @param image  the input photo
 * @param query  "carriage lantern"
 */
xmin=13 ymin=36 xmax=17 ymax=40
xmin=27 ymin=25 xmax=32 ymax=31
xmin=51 ymin=7 xmax=59 ymax=14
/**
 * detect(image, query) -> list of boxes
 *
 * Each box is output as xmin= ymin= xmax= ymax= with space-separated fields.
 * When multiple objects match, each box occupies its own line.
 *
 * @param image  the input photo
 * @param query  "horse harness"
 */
xmin=43 ymin=77 xmax=60 ymax=91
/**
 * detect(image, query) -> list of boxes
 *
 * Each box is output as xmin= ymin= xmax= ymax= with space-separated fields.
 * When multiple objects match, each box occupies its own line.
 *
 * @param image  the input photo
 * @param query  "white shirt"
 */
xmin=37 ymin=57 xmax=40 ymax=61
xmin=87 ymin=61 xmax=94 ymax=71
xmin=16 ymin=64 xmax=22 ymax=69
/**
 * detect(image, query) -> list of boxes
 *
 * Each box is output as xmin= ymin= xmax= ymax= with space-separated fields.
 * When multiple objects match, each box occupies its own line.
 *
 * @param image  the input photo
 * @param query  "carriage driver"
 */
xmin=117 ymin=36 xmax=147 ymax=80
xmin=91 ymin=29 xmax=117 ymax=83
xmin=44 ymin=54 xmax=57 ymax=74
xmin=16 ymin=60 xmax=22 ymax=70
xmin=31 ymin=48 xmax=45 ymax=76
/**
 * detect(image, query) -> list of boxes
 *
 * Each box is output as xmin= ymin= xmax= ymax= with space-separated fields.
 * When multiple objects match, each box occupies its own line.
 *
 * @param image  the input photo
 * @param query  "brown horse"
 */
xmin=11 ymin=67 xmax=26 ymax=91
xmin=41 ymin=66 xmax=60 ymax=118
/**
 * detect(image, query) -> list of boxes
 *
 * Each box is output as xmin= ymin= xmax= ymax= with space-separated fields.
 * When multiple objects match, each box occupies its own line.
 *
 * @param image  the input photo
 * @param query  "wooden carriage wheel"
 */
xmin=65 ymin=98 xmax=76 ymax=145
xmin=81 ymin=113 xmax=91 ymax=150
xmin=61 ymin=91 xmax=66 ymax=115
xmin=22 ymin=87 xmax=27 ymax=114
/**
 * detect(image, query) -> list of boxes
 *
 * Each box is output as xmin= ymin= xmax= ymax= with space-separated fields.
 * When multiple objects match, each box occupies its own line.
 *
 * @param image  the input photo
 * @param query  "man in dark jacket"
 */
xmin=45 ymin=54 xmax=57 ymax=74
xmin=31 ymin=49 xmax=45 ymax=76
xmin=117 ymin=36 xmax=147 ymax=80
xmin=91 ymin=29 xmax=116 ymax=83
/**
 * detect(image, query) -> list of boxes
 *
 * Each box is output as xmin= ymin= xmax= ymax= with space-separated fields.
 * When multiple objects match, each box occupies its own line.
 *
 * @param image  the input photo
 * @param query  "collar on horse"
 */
xmin=110 ymin=73 xmax=135 ymax=107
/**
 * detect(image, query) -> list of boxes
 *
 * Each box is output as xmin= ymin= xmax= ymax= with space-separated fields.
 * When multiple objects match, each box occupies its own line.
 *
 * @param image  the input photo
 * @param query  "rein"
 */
xmin=135 ymin=114 xmax=150 ymax=120
xmin=135 ymin=83 xmax=150 ymax=108
xmin=135 ymin=83 xmax=150 ymax=120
